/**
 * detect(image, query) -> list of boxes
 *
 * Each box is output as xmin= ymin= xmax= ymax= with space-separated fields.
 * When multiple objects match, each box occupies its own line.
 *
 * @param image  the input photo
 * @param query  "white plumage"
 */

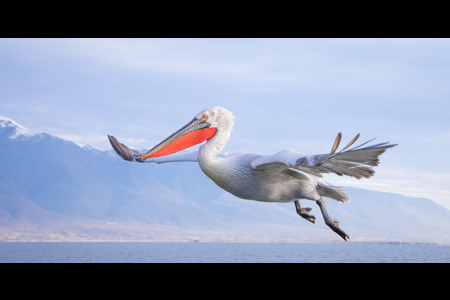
xmin=108 ymin=106 xmax=397 ymax=241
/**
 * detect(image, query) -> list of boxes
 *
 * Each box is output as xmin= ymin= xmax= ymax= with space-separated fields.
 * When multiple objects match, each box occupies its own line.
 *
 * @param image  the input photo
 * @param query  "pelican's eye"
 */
xmin=201 ymin=114 xmax=208 ymax=120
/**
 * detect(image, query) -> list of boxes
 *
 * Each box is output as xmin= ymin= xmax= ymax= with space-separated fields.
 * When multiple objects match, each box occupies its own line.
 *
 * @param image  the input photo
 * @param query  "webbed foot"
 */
xmin=316 ymin=198 xmax=350 ymax=242
xmin=295 ymin=200 xmax=316 ymax=224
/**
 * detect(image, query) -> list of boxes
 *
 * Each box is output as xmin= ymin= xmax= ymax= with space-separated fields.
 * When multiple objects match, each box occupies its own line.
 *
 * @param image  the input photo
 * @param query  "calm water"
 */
xmin=0 ymin=243 xmax=449 ymax=263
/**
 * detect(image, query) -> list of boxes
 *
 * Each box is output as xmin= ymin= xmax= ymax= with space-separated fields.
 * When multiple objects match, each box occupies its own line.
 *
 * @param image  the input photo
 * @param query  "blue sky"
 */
xmin=1 ymin=38 xmax=450 ymax=209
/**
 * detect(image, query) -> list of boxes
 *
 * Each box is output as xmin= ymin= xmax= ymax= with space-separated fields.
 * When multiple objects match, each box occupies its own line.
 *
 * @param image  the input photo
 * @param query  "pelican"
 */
xmin=108 ymin=107 xmax=397 ymax=241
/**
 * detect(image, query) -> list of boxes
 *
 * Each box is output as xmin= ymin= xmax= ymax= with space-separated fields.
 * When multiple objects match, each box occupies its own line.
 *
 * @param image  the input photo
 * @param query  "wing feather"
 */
xmin=296 ymin=138 xmax=397 ymax=179
xmin=108 ymin=135 xmax=198 ymax=163
xmin=252 ymin=134 xmax=397 ymax=180
xmin=330 ymin=132 xmax=342 ymax=156
xmin=340 ymin=133 xmax=360 ymax=152
xmin=108 ymin=135 xmax=144 ymax=162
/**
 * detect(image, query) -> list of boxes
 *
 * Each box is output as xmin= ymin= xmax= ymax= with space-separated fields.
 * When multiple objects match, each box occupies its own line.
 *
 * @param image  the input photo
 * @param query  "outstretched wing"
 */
xmin=252 ymin=133 xmax=397 ymax=179
xmin=108 ymin=135 xmax=198 ymax=164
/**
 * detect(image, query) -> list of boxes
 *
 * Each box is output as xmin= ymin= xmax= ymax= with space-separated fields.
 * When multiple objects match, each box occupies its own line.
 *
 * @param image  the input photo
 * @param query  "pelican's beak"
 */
xmin=141 ymin=118 xmax=217 ymax=160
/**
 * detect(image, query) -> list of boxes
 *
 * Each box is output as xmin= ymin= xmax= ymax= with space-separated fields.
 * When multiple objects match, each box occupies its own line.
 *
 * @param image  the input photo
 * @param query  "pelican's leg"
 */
xmin=316 ymin=198 xmax=350 ymax=242
xmin=294 ymin=200 xmax=316 ymax=224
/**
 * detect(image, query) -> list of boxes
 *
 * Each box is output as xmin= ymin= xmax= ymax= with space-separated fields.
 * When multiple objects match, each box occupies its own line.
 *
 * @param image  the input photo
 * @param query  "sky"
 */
xmin=1 ymin=38 xmax=450 ymax=209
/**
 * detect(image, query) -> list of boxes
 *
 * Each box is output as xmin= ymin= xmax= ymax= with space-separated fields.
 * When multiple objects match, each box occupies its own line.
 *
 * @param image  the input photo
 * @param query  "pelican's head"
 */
xmin=141 ymin=107 xmax=234 ymax=160
xmin=195 ymin=106 xmax=234 ymax=133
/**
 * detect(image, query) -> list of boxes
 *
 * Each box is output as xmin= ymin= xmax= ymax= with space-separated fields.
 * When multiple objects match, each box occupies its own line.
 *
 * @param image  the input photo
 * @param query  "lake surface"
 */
xmin=0 ymin=243 xmax=449 ymax=263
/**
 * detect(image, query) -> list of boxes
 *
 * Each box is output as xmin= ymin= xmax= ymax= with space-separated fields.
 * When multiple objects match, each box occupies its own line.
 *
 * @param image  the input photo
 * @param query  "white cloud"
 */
xmin=326 ymin=168 xmax=450 ymax=210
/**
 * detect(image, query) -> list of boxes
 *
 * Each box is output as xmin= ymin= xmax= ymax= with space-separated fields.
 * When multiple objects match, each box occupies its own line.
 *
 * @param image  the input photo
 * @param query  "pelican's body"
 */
xmin=199 ymin=151 xmax=320 ymax=202
xmin=109 ymin=107 xmax=397 ymax=241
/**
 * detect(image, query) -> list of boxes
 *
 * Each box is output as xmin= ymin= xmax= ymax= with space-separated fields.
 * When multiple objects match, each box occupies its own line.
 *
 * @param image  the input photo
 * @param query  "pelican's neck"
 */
xmin=196 ymin=106 xmax=234 ymax=169
xmin=198 ymin=126 xmax=231 ymax=166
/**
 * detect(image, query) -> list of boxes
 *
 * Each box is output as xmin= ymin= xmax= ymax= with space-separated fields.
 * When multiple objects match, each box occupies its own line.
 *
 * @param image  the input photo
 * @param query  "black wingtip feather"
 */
xmin=108 ymin=135 xmax=134 ymax=161
xmin=330 ymin=132 xmax=342 ymax=156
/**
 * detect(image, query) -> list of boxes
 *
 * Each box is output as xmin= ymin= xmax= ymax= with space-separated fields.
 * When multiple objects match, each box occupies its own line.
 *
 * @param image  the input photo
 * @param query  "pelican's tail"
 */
xmin=317 ymin=184 xmax=350 ymax=203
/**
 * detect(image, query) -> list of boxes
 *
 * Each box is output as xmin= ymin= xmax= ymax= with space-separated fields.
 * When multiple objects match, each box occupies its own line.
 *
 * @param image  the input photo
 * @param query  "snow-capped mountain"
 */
xmin=1 ymin=116 xmax=449 ymax=243
xmin=0 ymin=116 xmax=39 ymax=140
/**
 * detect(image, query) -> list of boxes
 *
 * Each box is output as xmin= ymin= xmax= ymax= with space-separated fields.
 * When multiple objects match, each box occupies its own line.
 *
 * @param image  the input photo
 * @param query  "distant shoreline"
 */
xmin=0 ymin=239 xmax=444 ymax=246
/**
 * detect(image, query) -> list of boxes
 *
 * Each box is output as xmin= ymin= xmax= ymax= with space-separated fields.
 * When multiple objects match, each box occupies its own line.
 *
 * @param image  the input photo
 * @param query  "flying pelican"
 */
xmin=108 ymin=107 xmax=397 ymax=241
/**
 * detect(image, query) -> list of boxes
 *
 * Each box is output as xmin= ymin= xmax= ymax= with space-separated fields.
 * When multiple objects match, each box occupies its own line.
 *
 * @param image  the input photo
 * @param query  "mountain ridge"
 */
xmin=1 ymin=117 xmax=449 ymax=243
